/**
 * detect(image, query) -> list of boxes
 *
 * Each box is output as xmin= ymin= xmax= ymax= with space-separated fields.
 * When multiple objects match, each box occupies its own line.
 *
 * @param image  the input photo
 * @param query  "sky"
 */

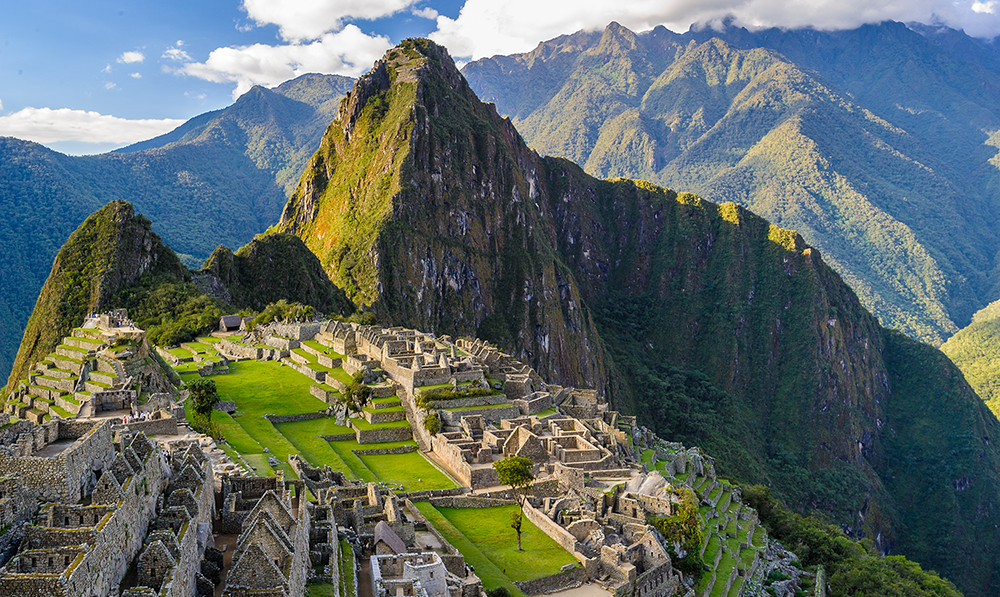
xmin=2 ymin=0 xmax=1000 ymax=155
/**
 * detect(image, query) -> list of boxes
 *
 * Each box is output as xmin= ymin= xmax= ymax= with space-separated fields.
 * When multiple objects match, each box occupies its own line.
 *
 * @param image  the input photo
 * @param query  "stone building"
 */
xmin=221 ymin=485 xmax=311 ymax=597
xmin=132 ymin=441 xmax=215 ymax=597
xmin=0 ymin=430 xmax=166 ymax=596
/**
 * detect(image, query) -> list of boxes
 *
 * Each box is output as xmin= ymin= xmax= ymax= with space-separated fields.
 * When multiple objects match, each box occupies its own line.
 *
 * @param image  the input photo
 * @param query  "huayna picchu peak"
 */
xmin=0 ymin=35 xmax=995 ymax=597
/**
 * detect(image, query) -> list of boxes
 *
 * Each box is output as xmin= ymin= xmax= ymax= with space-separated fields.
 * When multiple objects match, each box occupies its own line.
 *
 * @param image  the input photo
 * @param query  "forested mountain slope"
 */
xmin=0 ymin=73 xmax=352 ymax=381
xmin=279 ymin=39 xmax=1000 ymax=596
xmin=462 ymin=21 xmax=1000 ymax=347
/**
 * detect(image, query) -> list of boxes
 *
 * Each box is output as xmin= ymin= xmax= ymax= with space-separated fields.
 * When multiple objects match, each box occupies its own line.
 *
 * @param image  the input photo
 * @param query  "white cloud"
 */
xmin=105 ymin=82 xmax=117 ymax=90
xmin=431 ymin=0 xmax=1000 ymax=60
xmin=162 ymin=45 xmax=192 ymax=62
xmin=117 ymin=50 xmax=145 ymax=64
xmin=973 ymin=1 xmax=997 ymax=14
xmin=413 ymin=7 xmax=438 ymax=19
xmin=0 ymin=99 xmax=4 ymax=112
xmin=241 ymin=0 xmax=421 ymax=41
xmin=129 ymin=73 xmax=142 ymax=79
xmin=174 ymin=24 xmax=390 ymax=98
xmin=101 ymin=64 xmax=112 ymax=73
xmin=0 ymin=107 xmax=184 ymax=144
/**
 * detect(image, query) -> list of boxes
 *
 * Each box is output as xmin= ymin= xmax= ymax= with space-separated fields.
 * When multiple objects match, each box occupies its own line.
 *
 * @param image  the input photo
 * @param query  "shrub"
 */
xmin=424 ymin=412 xmax=441 ymax=435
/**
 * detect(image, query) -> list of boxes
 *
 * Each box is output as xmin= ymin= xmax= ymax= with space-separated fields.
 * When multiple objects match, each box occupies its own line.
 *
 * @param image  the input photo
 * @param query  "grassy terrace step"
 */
xmin=363 ymin=404 xmax=404 ymax=414
xmin=349 ymin=417 xmax=410 ymax=431
xmin=51 ymin=405 xmax=74 ymax=419
xmin=326 ymin=368 xmax=353 ymax=386
xmin=370 ymin=396 xmax=401 ymax=406
xmin=57 ymin=343 xmax=90 ymax=354
xmin=301 ymin=340 xmax=345 ymax=358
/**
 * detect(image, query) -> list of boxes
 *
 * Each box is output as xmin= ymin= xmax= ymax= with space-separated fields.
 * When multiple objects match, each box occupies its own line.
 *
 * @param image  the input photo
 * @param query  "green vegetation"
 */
xmin=201 ymin=236 xmax=353 ymax=317
xmin=188 ymin=378 xmax=220 ymax=417
xmin=647 ymin=487 xmax=704 ymax=577
xmin=941 ymin=308 xmax=1000 ymax=417
xmin=338 ymin=537 xmax=356 ymax=597
xmin=0 ymin=74 xmax=353 ymax=384
xmin=742 ymin=485 xmax=961 ymax=597
xmin=416 ymin=502 xmax=577 ymax=597
xmin=5 ymin=200 xmax=190 ymax=392
xmin=493 ymin=456 xmax=534 ymax=551
xmin=463 ymin=22 xmax=1000 ymax=346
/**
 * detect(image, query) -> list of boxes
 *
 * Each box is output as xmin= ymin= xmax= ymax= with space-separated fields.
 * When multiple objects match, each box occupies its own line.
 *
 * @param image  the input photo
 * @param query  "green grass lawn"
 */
xmin=339 ymin=538 xmax=356 ymax=597
xmin=306 ymin=583 xmax=338 ymax=597
xmin=415 ymin=502 xmax=525 ymax=597
xmin=196 ymin=336 xmax=221 ymax=344
xmin=184 ymin=360 xmax=329 ymax=478
xmin=416 ymin=503 xmax=578 ymax=594
xmin=302 ymin=340 xmax=344 ymax=358
xmin=370 ymin=396 xmax=401 ymax=405
xmin=357 ymin=451 xmax=458 ymax=491
xmin=328 ymin=439 xmax=412 ymax=482
xmin=275 ymin=418 xmax=356 ymax=475
xmin=182 ymin=341 xmax=214 ymax=352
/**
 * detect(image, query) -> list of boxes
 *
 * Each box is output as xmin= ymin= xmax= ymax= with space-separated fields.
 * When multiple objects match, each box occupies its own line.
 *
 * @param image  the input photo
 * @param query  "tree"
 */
xmin=188 ymin=378 xmax=220 ymax=419
xmin=493 ymin=455 xmax=534 ymax=551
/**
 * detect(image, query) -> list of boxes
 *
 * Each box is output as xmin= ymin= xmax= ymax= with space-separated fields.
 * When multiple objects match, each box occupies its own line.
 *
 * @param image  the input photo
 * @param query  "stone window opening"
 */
xmin=48 ymin=557 xmax=53 ymax=568
xmin=64 ymin=555 xmax=69 ymax=566
xmin=151 ymin=567 xmax=156 ymax=577
xmin=31 ymin=557 xmax=36 ymax=568
xmin=79 ymin=514 xmax=83 ymax=524
xmin=64 ymin=516 xmax=70 ymax=526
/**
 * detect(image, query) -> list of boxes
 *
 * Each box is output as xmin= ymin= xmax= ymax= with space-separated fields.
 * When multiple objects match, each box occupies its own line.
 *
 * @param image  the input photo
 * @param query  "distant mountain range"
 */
xmin=462 ymin=20 xmax=1000 ymax=348
xmin=0 ymin=73 xmax=352 ymax=381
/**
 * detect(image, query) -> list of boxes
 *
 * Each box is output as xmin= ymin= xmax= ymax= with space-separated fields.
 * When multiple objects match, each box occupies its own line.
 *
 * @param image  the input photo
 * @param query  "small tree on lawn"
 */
xmin=188 ymin=378 xmax=220 ymax=419
xmin=493 ymin=455 xmax=534 ymax=551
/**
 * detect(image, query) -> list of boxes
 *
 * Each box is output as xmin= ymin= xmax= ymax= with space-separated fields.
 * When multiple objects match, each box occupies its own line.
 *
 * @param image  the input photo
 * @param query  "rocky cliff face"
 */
xmin=5 ymin=200 xmax=187 ymax=392
xmin=280 ymin=40 xmax=1000 ymax=595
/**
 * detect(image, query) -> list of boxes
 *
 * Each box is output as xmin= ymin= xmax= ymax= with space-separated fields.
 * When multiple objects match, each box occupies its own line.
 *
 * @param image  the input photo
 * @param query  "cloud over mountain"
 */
xmin=431 ymin=0 xmax=1000 ymax=59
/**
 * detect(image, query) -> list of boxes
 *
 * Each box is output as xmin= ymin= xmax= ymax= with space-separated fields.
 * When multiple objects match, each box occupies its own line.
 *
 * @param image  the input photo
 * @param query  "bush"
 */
xmin=424 ymin=412 xmax=441 ymax=435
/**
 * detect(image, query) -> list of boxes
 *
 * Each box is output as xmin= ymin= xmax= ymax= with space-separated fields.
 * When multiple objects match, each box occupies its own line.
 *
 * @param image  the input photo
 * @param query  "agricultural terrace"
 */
xmin=178 ymin=354 xmax=457 ymax=490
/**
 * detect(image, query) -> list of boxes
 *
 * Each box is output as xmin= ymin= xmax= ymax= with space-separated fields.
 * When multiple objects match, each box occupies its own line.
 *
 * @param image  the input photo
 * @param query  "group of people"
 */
xmin=122 ymin=411 xmax=152 ymax=424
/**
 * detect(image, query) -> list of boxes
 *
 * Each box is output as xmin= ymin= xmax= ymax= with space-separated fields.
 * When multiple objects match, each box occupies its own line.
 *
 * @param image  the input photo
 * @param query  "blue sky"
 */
xmin=2 ymin=0 xmax=999 ymax=155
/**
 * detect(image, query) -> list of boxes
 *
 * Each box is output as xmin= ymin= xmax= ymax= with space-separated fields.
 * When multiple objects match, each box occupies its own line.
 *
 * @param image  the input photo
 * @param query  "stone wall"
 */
xmin=353 ymin=425 xmax=413 ymax=444
xmin=522 ymin=502 xmax=596 ymax=575
xmin=0 ymin=420 xmax=115 ymax=503
xmin=427 ymin=496 xmax=513 ymax=509
xmin=117 ymin=411 xmax=178 ymax=436
xmin=514 ymin=566 xmax=588 ymax=596
xmin=269 ymin=323 xmax=321 ymax=341
xmin=633 ymin=561 xmax=677 ymax=597
xmin=265 ymin=412 xmax=327 ymax=425
xmin=438 ymin=405 xmax=520 ymax=427
xmin=354 ymin=445 xmax=418 ymax=456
